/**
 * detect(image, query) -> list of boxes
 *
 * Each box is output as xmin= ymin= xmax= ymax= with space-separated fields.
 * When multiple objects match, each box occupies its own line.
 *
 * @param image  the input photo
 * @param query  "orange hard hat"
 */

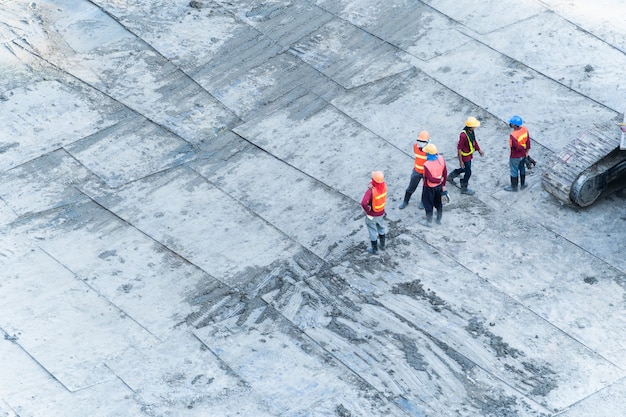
xmin=417 ymin=130 xmax=430 ymax=141
xmin=371 ymin=171 xmax=385 ymax=183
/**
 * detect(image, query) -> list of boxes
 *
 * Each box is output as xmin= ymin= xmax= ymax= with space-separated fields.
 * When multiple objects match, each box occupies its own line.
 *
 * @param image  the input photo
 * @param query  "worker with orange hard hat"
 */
xmin=398 ymin=130 xmax=430 ymax=210
xmin=361 ymin=171 xmax=387 ymax=254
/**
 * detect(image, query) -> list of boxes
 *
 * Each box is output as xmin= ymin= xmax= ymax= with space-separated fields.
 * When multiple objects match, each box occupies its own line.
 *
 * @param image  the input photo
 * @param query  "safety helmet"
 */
xmin=422 ymin=143 xmax=438 ymax=155
xmin=509 ymin=115 xmax=523 ymax=126
xmin=417 ymin=130 xmax=430 ymax=142
xmin=465 ymin=116 xmax=481 ymax=128
xmin=371 ymin=171 xmax=385 ymax=183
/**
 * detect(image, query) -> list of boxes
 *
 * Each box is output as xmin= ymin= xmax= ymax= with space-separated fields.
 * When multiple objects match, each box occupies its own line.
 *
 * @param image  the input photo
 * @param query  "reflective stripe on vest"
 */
xmin=413 ymin=143 xmax=427 ymax=173
xmin=424 ymin=156 xmax=445 ymax=187
xmin=460 ymin=130 xmax=475 ymax=157
xmin=372 ymin=183 xmax=387 ymax=213
xmin=509 ymin=126 xmax=529 ymax=149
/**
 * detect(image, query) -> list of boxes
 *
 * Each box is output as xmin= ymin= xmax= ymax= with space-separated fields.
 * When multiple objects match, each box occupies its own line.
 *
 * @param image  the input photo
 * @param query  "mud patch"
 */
xmin=465 ymin=317 xmax=524 ymax=359
xmin=391 ymin=280 xmax=447 ymax=312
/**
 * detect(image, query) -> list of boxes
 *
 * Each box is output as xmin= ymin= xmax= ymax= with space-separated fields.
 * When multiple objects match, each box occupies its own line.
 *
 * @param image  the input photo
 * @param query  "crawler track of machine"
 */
xmin=542 ymin=118 xmax=626 ymax=207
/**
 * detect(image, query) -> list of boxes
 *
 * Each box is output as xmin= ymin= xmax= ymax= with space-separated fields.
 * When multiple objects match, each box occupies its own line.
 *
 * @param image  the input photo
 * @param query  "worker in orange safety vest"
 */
xmin=420 ymin=144 xmax=449 ymax=226
xmin=505 ymin=115 xmax=531 ymax=191
xmin=361 ymin=171 xmax=387 ymax=254
xmin=399 ymin=130 xmax=430 ymax=210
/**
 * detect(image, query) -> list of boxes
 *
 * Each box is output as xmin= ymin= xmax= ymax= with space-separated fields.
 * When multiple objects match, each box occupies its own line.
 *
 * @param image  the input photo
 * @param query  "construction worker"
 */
xmin=361 ymin=171 xmax=387 ymax=254
xmin=505 ymin=115 xmax=531 ymax=191
xmin=420 ymin=144 xmax=448 ymax=226
xmin=447 ymin=116 xmax=484 ymax=195
xmin=399 ymin=130 xmax=429 ymax=210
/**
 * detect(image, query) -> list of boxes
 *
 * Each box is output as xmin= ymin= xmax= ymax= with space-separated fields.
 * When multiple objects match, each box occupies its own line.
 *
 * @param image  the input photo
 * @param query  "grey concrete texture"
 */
xmin=1 ymin=0 xmax=625 ymax=416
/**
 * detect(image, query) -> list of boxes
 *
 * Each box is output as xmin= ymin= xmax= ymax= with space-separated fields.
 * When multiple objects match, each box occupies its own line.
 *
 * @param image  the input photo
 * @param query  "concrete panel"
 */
xmin=0 ymin=79 xmax=127 ymax=172
xmin=82 ymin=166 xmax=303 ymax=287
xmin=417 ymin=41 xmax=617 ymax=153
xmin=191 ymin=141 xmax=364 ymax=259
xmin=108 ymin=330 xmax=277 ymax=416
xmin=420 ymin=0 xmax=544 ymax=34
xmin=6 ymin=201 xmax=214 ymax=340
xmin=480 ymin=11 xmax=626 ymax=111
xmin=539 ymin=0 xmax=626 ymax=52
xmin=194 ymin=309 xmax=411 ymax=417
xmin=24 ymin=0 xmax=239 ymax=144
xmin=316 ymin=0 xmax=471 ymax=60
xmin=288 ymin=18 xmax=414 ymax=89
xmin=234 ymin=94 xmax=412 ymax=202
xmin=66 ymin=115 xmax=195 ymax=188
xmin=0 ymin=236 xmax=159 ymax=391
xmin=0 ymin=149 xmax=94 ymax=216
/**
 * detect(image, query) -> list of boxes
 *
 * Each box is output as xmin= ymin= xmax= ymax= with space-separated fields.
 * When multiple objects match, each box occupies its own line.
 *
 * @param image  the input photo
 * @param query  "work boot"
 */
xmin=435 ymin=211 xmax=442 ymax=225
xmin=378 ymin=234 xmax=386 ymax=250
xmin=504 ymin=176 xmax=519 ymax=192
xmin=520 ymin=174 xmax=527 ymax=189
xmin=447 ymin=170 xmax=459 ymax=183
xmin=366 ymin=240 xmax=378 ymax=254
xmin=419 ymin=215 xmax=433 ymax=228
xmin=399 ymin=191 xmax=412 ymax=209
xmin=460 ymin=183 xmax=475 ymax=195
xmin=418 ymin=201 xmax=424 ymax=209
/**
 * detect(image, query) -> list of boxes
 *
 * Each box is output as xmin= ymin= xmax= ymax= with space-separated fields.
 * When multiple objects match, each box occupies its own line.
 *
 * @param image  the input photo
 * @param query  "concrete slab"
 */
xmin=0 ymin=78 xmax=127 ymax=172
xmin=417 ymin=40 xmax=617 ymax=152
xmin=288 ymin=18 xmax=414 ymax=89
xmin=108 ymin=329 xmax=277 ymax=416
xmin=23 ymin=0 xmax=239 ymax=144
xmin=66 ymin=115 xmax=195 ymax=188
xmin=420 ymin=0 xmax=545 ymax=34
xmin=1 ymin=1 xmax=625 ymax=416
xmin=419 ymin=208 xmax=626 ymax=370
xmin=5 ymin=200 xmax=216 ymax=340
xmin=191 ymin=138 xmax=364 ymax=259
xmin=557 ymin=376 xmax=626 ymax=417
xmin=0 ymin=149 xmax=94 ymax=216
xmin=0 ymin=235 xmax=159 ymax=392
xmin=315 ymin=0 xmax=472 ymax=60
xmin=234 ymin=94 xmax=412 ymax=201
xmin=480 ymin=11 xmax=626 ymax=111
xmin=539 ymin=0 xmax=626 ymax=53
xmin=194 ymin=309 xmax=411 ymax=416
xmin=81 ymin=166 xmax=304 ymax=286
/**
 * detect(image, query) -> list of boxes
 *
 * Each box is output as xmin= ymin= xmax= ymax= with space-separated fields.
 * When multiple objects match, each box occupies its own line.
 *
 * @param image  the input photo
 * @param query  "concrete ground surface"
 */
xmin=1 ymin=0 xmax=625 ymax=416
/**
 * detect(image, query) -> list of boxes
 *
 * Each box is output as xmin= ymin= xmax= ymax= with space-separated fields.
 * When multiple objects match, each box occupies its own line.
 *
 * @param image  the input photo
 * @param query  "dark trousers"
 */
xmin=451 ymin=159 xmax=472 ymax=186
xmin=421 ymin=185 xmax=443 ymax=220
xmin=405 ymin=170 xmax=423 ymax=193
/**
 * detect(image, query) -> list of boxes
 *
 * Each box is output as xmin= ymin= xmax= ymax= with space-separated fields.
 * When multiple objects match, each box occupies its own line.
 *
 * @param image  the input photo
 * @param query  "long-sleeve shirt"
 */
xmin=361 ymin=184 xmax=385 ymax=217
xmin=509 ymin=130 xmax=531 ymax=158
xmin=457 ymin=129 xmax=481 ymax=163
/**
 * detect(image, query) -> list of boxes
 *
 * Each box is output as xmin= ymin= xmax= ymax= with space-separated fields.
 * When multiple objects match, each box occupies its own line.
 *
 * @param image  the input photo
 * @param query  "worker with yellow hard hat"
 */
xmin=447 ymin=116 xmax=484 ymax=195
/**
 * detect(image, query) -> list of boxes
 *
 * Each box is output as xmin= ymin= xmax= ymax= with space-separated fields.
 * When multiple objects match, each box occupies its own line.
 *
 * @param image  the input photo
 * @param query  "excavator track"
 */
xmin=541 ymin=120 xmax=626 ymax=207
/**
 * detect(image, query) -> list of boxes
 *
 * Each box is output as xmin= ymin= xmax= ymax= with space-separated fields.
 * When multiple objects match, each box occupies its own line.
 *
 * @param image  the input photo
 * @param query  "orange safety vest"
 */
xmin=509 ymin=126 xmax=529 ymax=149
xmin=424 ymin=155 xmax=445 ymax=187
xmin=413 ymin=143 xmax=427 ymax=174
xmin=372 ymin=183 xmax=387 ymax=213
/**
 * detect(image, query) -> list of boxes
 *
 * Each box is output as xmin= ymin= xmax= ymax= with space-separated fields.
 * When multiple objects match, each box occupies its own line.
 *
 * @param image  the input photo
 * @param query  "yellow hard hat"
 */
xmin=465 ymin=116 xmax=481 ymax=128
xmin=371 ymin=171 xmax=385 ymax=183
xmin=417 ymin=130 xmax=430 ymax=141
xmin=423 ymin=143 xmax=438 ymax=155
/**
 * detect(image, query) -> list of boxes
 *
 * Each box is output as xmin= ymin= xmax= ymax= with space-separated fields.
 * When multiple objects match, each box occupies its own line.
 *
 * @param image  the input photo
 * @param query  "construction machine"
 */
xmin=541 ymin=112 xmax=626 ymax=207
